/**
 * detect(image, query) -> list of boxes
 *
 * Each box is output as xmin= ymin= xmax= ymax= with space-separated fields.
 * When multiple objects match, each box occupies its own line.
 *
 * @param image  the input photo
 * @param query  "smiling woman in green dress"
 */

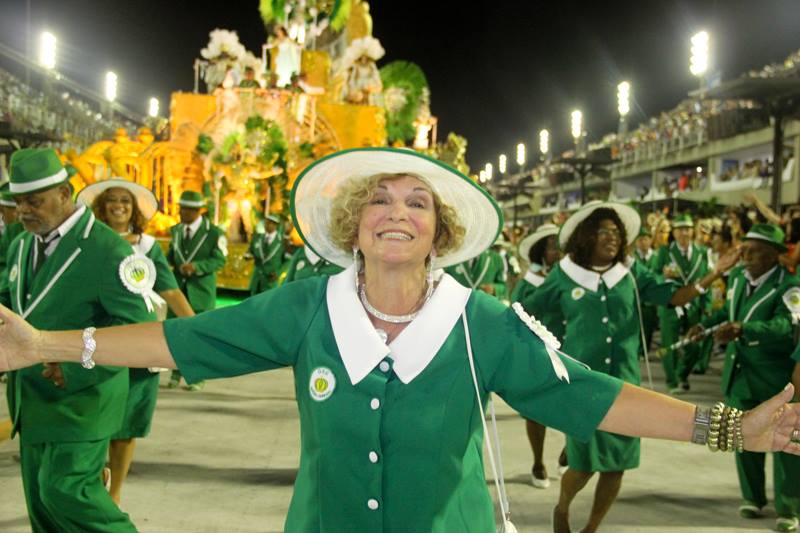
xmin=1 ymin=149 xmax=800 ymax=533
xmin=529 ymin=201 xmax=741 ymax=533
xmin=78 ymin=179 xmax=195 ymax=505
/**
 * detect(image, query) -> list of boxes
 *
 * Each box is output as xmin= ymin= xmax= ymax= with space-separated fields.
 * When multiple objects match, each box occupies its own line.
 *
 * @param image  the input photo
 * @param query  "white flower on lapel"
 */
xmin=511 ymin=302 xmax=569 ymax=382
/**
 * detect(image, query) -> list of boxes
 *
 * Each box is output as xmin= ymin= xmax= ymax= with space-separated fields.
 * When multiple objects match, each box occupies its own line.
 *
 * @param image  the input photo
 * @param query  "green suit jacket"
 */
xmin=0 ymin=220 xmax=24 ymax=283
xmin=248 ymin=229 xmax=285 ymax=293
xmin=703 ymin=265 xmax=799 ymax=402
xmin=167 ymin=217 xmax=227 ymax=312
xmin=1 ymin=209 xmax=154 ymax=444
xmin=653 ymin=242 xmax=710 ymax=321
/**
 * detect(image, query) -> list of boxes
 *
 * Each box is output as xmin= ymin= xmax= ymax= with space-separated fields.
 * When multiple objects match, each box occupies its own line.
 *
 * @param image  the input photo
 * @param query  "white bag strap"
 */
xmin=626 ymin=270 xmax=654 ymax=389
xmin=462 ymin=312 xmax=516 ymax=532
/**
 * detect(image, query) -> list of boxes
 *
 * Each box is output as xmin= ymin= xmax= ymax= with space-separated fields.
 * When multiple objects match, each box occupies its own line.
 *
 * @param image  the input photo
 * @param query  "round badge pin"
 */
xmin=309 ymin=367 xmax=336 ymax=402
xmin=8 ymin=264 xmax=18 ymax=283
xmin=571 ymin=287 xmax=585 ymax=300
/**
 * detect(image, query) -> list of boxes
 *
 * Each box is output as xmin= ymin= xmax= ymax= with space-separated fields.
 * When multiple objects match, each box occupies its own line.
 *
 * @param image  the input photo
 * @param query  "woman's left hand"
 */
xmin=742 ymin=384 xmax=800 ymax=454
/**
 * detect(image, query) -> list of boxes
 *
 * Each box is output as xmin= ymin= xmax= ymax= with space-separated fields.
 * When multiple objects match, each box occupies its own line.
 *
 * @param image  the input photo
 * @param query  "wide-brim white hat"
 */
xmin=291 ymin=147 xmax=503 ymax=269
xmin=77 ymin=178 xmax=159 ymax=222
xmin=519 ymin=223 xmax=559 ymax=261
xmin=558 ymin=200 xmax=640 ymax=248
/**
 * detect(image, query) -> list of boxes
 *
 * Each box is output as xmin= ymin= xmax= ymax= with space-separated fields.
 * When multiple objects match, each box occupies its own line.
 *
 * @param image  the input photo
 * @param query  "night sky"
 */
xmin=1 ymin=0 xmax=799 ymax=170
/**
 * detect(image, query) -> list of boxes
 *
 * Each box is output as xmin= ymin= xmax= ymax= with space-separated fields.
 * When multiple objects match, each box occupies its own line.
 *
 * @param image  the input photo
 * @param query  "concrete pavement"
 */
xmin=0 ymin=357 xmax=786 ymax=532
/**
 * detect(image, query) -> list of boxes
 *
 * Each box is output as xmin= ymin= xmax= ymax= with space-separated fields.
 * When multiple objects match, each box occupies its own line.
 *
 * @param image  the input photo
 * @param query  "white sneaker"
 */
xmin=777 ymin=517 xmax=799 ymax=532
xmin=531 ymin=472 xmax=550 ymax=489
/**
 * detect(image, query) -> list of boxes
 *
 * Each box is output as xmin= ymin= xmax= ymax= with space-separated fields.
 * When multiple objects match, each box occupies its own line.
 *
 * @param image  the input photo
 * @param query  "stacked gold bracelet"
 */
xmin=703 ymin=402 xmax=744 ymax=453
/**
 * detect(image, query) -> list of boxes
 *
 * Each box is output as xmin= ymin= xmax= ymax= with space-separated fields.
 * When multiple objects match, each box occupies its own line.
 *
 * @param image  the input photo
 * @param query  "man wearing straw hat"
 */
xmin=0 ymin=148 xmax=151 ymax=532
xmin=653 ymin=213 xmax=711 ymax=394
xmin=690 ymin=223 xmax=800 ymax=532
xmin=248 ymin=213 xmax=285 ymax=294
xmin=166 ymin=190 xmax=227 ymax=390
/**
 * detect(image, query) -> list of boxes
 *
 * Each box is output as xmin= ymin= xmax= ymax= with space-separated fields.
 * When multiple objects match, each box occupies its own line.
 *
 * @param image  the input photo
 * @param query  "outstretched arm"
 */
xmin=0 ymin=305 xmax=174 ymax=371
xmin=599 ymin=382 xmax=800 ymax=455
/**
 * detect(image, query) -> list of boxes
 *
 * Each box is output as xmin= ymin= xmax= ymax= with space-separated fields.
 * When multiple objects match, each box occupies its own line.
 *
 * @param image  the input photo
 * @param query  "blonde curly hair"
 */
xmin=329 ymin=172 xmax=465 ymax=256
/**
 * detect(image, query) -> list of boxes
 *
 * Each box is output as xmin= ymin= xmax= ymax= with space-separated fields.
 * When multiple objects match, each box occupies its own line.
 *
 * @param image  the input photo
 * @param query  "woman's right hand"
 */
xmin=0 ymin=304 xmax=44 ymax=372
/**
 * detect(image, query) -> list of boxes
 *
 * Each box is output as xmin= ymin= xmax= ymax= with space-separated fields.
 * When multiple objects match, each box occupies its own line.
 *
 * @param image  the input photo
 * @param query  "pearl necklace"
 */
xmin=358 ymin=280 xmax=434 ymax=324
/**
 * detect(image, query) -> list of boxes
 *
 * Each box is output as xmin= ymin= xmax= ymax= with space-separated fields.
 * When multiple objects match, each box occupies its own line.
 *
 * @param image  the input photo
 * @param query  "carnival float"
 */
xmin=60 ymin=0 xmax=470 ymax=289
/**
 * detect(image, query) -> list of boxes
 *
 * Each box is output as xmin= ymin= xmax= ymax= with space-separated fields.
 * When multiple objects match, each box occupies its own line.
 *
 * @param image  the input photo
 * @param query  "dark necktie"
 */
xmin=31 ymin=233 xmax=56 ymax=277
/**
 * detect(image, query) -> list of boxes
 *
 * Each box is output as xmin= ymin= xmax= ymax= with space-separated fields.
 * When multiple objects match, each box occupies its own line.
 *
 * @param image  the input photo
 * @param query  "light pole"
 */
xmin=148 ymin=97 xmax=160 ymax=118
xmin=571 ymin=109 xmax=584 ymax=154
xmin=39 ymin=31 xmax=57 ymax=101
xmin=105 ymin=71 xmax=117 ymax=121
xmin=690 ymin=30 xmax=709 ymax=91
xmin=485 ymin=162 xmax=493 ymax=182
xmin=617 ymin=81 xmax=630 ymax=135
xmin=498 ymin=154 xmax=507 ymax=176
xmin=539 ymin=129 xmax=549 ymax=160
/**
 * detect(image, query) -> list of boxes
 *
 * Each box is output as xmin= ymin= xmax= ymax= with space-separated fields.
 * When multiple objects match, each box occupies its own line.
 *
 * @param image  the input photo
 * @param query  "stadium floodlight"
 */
xmin=39 ymin=32 xmax=57 ymax=70
xmin=148 ymin=97 xmax=159 ymax=117
xmin=485 ymin=162 xmax=493 ymax=181
xmin=690 ymin=31 xmax=709 ymax=76
xmin=617 ymin=81 xmax=631 ymax=117
xmin=516 ymin=143 xmax=526 ymax=166
xmin=105 ymin=71 xmax=118 ymax=102
xmin=479 ymin=170 xmax=486 ymax=183
xmin=498 ymin=154 xmax=507 ymax=174
xmin=539 ymin=129 xmax=550 ymax=155
xmin=571 ymin=110 xmax=583 ymax=140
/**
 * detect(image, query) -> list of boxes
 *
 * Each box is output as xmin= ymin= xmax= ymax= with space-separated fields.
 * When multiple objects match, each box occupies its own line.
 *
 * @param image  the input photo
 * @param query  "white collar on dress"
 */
xmin=326 ymin=265 xmax=471 ymax=385
xmin=559 ymin=255 xmax=630 ymax=292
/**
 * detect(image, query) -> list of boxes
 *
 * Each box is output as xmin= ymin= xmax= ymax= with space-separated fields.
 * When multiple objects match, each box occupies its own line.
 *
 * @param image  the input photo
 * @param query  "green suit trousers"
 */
xmin=21 ymin=439 xmax=137 ymax=532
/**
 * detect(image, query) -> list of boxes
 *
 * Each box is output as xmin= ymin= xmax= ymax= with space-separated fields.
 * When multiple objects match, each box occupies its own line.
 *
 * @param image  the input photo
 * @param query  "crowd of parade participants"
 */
xmin=0 ymin=147 xmax=799 ymax=532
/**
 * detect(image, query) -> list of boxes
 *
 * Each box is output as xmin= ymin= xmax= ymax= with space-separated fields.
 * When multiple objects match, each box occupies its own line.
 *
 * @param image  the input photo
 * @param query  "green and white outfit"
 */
xmin=283 ymin=246 xmax=343 ymax=284
xmin=167 ymin=216 xmax=227 ymax=313
xmin=164 ymin=267 xmax=623 ymax=531
xmin=446 ymin=250 xmax=507 ymax=300
xmin=634 ymin=248 xmax=659 ymax=357
xmin=703 ymin=264 xmax=800 ymax=519
xmin=249 ymin=226 xmax=285 ymax=295
xmin=653 ymin=241 xmax=711 ymax=388
xmin=2 ymin=207 xmax=152 ymax=532
xmin=529 ymin=256 xmax=675 ymax=471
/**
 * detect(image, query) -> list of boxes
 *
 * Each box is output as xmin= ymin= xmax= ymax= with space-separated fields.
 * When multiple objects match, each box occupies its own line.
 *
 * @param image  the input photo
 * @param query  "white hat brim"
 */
xmin=77 ymin=178 xmax=159 ymax=222
xmin=519 ymin=224 xmax=559 ymax=261
xmin=558 ymin=201 xmax=641 ymax=248
xmin=291 ymin=147 xmax=503 ymax=269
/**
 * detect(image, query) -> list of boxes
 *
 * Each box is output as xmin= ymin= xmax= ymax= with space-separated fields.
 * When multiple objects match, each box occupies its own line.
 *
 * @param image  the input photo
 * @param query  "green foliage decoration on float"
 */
xmin=379 ymin=60 xmax=429 ymax=144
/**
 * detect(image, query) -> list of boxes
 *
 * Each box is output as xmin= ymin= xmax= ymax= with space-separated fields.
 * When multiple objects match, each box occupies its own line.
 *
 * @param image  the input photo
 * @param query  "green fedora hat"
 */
xmin=672 ymin=213 xmax=694 ymax=228
xmin=743 ymin=223 xmax=787 ymax=252
xmin=178 ymin=190 xmax=206 ymax=209
xmin=9 ymin=148 xmax=70 ymax=195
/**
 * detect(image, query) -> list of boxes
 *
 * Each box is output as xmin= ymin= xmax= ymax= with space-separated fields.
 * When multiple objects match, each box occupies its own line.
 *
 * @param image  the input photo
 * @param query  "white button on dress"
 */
xmin=369 ymin=451 xmax=379 ymax=463
xmin=604 ymin=357 xmax=612 ymax=364
xmin=606 ymin=337 xmax=612 ymax=343
xmin=600 ymin=295 xmax=607 ymax=302
xmin=602 ymin=317 xmax=609 ymax=323
xmin=379 ymin=361 xmax=390 ymax=373
xmin=370 ymin=398 xmax=380 ymax=410
xmin=367 ymin=499 xmax=379 ymax=510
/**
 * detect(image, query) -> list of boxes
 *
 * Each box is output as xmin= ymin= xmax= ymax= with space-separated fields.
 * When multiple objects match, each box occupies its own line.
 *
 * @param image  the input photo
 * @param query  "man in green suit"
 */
xmin=248 ymin=214 xmax=285 ymax=295
xmin=653 ymin=213 xmax=710 ymax=393
xmin=167 ymin=190 xmax=227 ymax=390
xmin=1 ymin=148 xmax=153 ymax=532
xmin=695 ymin=224 xmax=800 ymax=532
xmin=445 ymin=248 xmax=507 ymax=300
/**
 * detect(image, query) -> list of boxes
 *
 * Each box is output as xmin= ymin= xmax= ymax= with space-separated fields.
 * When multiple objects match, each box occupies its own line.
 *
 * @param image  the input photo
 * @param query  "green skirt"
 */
xmin=112 ymin=369 xmax=159 ymax=440
xmin=566 ymin=430 xmax=640 ymax=472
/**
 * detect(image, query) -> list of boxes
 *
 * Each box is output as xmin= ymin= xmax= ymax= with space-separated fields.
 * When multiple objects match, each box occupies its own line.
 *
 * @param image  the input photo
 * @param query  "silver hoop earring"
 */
xmin=427 ymin=249 xmax=437 ymax=286
xmin=353 ymin=246 xmax=360 ymax=288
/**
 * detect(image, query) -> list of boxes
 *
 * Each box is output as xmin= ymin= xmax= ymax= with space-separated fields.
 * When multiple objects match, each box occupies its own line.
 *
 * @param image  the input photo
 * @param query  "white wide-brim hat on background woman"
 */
xmin=518 ymin=223 xmax=559 ymax=262
xmin=77 ymin=178 xmax=159 ymax=222
xmin=558 ymin=200 xmax=640 ymax=249
xmin=291 ymin=147 xmax=503 ymax=269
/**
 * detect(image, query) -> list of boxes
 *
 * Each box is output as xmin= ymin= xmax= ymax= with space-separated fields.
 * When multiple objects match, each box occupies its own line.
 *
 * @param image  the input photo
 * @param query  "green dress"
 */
xmin=512 ymin=265 xmax=565 ymax=340
xmin=163 ymin=267 xmax=623 ymax=532
xmin=167 ymin=217 xmax=227 ymax=313
xmin=652 ymin=242 xmax=710 ymax=388
xmin=113 ymin=234 xmax=180 ymax=440
xmin=702 ymin=265 xmax=800 ymax=518
xmin=529 ymin=256 xmax=675 ymax=472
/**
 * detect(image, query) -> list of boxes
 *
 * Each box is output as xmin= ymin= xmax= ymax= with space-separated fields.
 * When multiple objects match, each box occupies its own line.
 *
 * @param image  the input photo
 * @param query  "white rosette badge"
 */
xmin=119 ymin=253 xmax=165 ymax=313
xmin=512 ymin=302 xmax=576 ymax=383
